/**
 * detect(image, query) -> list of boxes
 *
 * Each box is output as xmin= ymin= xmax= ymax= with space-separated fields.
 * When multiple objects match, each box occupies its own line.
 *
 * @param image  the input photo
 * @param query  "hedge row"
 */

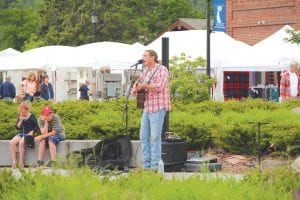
xmin=0 ymin=99 xmax=299 ymax=155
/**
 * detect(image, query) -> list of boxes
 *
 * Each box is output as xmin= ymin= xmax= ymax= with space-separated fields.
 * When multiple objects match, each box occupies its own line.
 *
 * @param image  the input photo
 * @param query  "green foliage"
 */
xmin=170 ymin=54 xmax=216 ymax=103
xmin=1 ymin=99 xmax=300 ymax=155
xmin=285 ymin=29 xmax=300 ymax=45
xmin=0 ymin=0 xmax=43 ymax=51
xmin=0 ymin=166 xmax=299 ymax=199
xmin=20 ymin=0 xmax=205 ymax=49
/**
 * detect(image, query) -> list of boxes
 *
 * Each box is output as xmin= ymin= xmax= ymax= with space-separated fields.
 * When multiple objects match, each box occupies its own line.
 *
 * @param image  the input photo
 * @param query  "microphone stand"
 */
xmin=248 ymin=121 xmax=270 ymax=172
xmin=123 ymin=63 xmax=139 ymax=136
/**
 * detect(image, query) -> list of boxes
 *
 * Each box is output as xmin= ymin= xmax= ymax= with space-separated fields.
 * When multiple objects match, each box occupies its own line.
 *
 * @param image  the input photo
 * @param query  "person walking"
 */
xmin=79 ymin=80 xmax=92 ymax=101
xmin=0 ymin=76 xmax=16 ymax=102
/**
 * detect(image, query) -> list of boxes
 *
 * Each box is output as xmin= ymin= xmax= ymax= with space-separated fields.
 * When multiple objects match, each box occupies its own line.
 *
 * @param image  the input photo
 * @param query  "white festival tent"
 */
xmin=253 ymin=25 xmax=300 ymax=67
xmin=0 ymin=42 xmax=145 ymax=71
xmin=146 ymin=28 xmax=300 ymax=101
xmin=0 ymin=48 xmax=20 ymax=57
xmin=73 ymin=41 xmax=145 ymax=70
xmin=0 ymin=46 xmax=76 ymax=71
xmin=0 ymin=42 xmax=146 ymax=101
xmin=146 ymin=29 xmax=251 ymax=68
xmin=214 ymin=25 xmax=300 ymax=101
xmin=146 ymin=30 xmax=259 ymax=101
xmin=0 ymin=48 xmax=21 ymax=69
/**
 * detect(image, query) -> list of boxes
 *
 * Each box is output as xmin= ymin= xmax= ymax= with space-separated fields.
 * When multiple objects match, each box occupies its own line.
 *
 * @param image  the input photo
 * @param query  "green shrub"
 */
xmin=1 ymin=99 xmax=300 ymax=155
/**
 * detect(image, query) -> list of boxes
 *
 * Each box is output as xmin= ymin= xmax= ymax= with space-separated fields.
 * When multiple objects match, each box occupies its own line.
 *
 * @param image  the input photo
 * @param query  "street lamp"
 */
xmin=91 ymin=11 xmax=98 ymax=42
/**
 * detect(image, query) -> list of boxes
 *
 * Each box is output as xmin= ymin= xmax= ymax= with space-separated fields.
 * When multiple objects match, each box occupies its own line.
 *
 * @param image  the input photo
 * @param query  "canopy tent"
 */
xmin=75 ymin=42 xmax=145 ymax=70
xmin=0 ymin=48 xmax=21 ymax=70
xmin=0 ymin=42 xmax=145 ymax=71
xmin=214 ymin=46 xmax=284 ymax=101
xmin=50 ymin=41 xmax=145 ymax=70
xmin=0 ymin=48 xmax=20 ymax=57
xmin=0 ymin=46 xmax=76 ymax=70
xmin=253 ymin=25 xmax=300 ymax=67
xmin=146 ymin=30 xmax=251 ymax=68
xmin=214 ymin=25 xmax=300 ymax=101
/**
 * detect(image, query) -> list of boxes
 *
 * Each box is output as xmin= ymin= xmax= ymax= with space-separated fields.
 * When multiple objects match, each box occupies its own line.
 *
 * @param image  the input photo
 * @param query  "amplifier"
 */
xmin=162 ymin=139 xmax=187 ymax=166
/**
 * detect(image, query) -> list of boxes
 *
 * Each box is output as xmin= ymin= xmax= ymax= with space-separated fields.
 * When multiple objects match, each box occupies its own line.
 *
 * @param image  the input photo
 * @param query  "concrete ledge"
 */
xmin=0 ymin=140 xmax=142 ymax=168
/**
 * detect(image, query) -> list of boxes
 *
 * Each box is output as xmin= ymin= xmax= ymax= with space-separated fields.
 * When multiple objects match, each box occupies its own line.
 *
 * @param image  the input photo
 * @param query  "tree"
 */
xmin=0 ymin=0 xmax=43 ymax=51
xmin=169 ymin=54 xmax=216 ymax=103
xmin=1 ymin=0 xmax=206 ymax=50
xmin=28 ymin=0 xmax=205 ymax=47
xmin=285 ymin=29 xmax=300 ymax=45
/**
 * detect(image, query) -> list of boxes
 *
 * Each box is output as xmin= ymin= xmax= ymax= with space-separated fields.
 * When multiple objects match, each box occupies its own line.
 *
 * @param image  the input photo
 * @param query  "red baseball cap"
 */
xmin=41 ymin=106 xmax=53 ymax=116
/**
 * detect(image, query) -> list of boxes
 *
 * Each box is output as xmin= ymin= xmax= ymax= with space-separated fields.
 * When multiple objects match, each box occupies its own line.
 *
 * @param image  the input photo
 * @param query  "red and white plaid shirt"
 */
xmin=138 ymin=64 xmax=170 ymax=113
xmin=280 ymin=71 xmax=300 ymax=99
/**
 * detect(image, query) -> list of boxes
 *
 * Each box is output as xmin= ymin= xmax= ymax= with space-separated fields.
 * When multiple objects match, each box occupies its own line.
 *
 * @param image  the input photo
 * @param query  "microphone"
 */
xmin=130 ymin=59 xmax=143 ymax=68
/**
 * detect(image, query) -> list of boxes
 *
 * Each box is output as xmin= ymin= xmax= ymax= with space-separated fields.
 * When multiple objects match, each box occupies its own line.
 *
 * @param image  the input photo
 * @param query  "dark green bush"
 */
xmin=0 ymin=99 xmax=300 ymax=155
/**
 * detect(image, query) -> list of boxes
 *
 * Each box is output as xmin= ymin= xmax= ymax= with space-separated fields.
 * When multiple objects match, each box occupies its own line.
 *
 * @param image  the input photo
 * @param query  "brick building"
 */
xmin=226 ymin=0 xmax=300 ymax=45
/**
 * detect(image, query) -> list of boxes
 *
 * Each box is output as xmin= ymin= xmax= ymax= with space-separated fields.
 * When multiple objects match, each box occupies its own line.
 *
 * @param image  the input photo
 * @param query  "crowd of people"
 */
xmin=0 ymin=73 xmax=54 ymax=102
xmin=0 ymin=73 xmax=92 ymax=102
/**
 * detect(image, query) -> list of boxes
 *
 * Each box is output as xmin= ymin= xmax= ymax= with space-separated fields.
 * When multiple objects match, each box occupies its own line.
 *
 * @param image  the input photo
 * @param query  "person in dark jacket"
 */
xmin=40 ymin=75 xmax=54 ymax=101
xmin=9 ymin=102 xmax=39 ymax=168
xmin=0 ymin=76 xmax=16 ymax=102
xmin=79 ymin=80 xmax=92 ymax=100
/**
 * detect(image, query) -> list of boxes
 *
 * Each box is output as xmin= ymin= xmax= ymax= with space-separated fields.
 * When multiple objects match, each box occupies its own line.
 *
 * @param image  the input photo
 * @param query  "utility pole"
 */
xmin=206 ymin=0 xmax=211 ymax=77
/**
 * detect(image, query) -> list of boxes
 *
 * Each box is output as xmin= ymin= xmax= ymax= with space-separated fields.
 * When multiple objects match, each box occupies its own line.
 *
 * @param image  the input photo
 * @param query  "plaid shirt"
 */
xmin=138 ymin=64 xmax=170 ymax=113
xmin=280 ymin=71 xmax=300 ymax=99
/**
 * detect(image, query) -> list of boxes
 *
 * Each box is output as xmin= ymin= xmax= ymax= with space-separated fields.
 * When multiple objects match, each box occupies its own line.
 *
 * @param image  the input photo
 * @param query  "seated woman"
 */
xmin=9 ymin=102 xmax=39 ymax=168
xmin=35 ymin=106 xmax=65 ymax=167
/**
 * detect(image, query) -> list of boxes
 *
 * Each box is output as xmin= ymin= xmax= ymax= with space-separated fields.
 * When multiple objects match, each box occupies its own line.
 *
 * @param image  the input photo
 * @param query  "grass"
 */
xmin=0 ymin=166 xmax=299 ymax=200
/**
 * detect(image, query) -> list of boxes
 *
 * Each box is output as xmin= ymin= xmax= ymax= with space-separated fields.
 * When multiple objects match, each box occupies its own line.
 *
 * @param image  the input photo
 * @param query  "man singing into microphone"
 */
xmin=131 ymin=50 xmax=170 ymax=171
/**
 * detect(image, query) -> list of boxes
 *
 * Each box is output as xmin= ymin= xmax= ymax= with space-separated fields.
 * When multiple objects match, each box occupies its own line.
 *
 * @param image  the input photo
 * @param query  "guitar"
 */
xmin=134 ymin=78 xmax=146 ymax=109
xmin=134 ymin=65 xmax=160 ymax=109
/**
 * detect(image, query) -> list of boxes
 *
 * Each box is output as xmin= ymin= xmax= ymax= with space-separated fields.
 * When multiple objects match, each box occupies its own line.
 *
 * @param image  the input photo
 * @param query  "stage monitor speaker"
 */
xmin=162 ymin=139 xmax=187 ymax=166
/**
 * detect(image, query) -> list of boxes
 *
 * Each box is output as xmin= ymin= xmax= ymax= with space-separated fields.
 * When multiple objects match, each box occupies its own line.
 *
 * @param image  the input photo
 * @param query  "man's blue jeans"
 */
xmin=140 ymin=109 xmax=166 ymax=170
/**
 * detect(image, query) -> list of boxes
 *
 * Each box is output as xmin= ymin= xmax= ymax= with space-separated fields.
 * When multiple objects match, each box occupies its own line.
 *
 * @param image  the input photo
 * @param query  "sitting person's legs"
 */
xmin=9 ymin=135 xmax=22 ymax=168
xmin=36 ymin=139 xmax=46 ymax=166
xmin=18 ymin=137 xmax=25 ymax=167
xmin=48 ymin=134 xmax=65 ymax=162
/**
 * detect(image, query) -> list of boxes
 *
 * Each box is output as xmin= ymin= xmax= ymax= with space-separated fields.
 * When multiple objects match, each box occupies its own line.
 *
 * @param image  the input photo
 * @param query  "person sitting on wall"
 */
xmin=35 ymin=106 xmax=65 ymax=167
xmin=9 ymin=102 xmax=39 ymax=168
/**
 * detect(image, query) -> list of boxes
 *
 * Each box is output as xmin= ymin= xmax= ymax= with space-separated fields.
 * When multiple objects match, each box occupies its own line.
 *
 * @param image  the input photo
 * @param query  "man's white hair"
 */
xmin=290 ymin=60 xmax=299 ymax=67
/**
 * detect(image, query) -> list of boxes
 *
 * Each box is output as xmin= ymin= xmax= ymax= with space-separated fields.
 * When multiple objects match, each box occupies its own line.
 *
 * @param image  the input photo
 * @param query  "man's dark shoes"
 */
xmin=46 ymin=160 xmax=56 ymax=168
xmin=36 ymin=160 xmax=44 ymax=167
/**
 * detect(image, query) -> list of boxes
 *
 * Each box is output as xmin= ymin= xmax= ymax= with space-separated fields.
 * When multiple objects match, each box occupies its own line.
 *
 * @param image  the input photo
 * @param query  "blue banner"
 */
xmin=213 ymin=0 xmax=226 ymax=32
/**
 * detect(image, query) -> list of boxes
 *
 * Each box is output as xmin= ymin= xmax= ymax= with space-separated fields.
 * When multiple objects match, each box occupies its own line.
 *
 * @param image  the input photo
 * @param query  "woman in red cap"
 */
xmin=35 ymin=106 xmax=65 ymax=167
xmin=9 ymin=102 xmax=39 ymax=168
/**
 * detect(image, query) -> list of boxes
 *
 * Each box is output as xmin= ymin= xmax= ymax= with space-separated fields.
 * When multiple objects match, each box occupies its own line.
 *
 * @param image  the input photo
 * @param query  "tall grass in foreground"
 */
xmin=0 ymin=166 xmax=299 ymax=200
